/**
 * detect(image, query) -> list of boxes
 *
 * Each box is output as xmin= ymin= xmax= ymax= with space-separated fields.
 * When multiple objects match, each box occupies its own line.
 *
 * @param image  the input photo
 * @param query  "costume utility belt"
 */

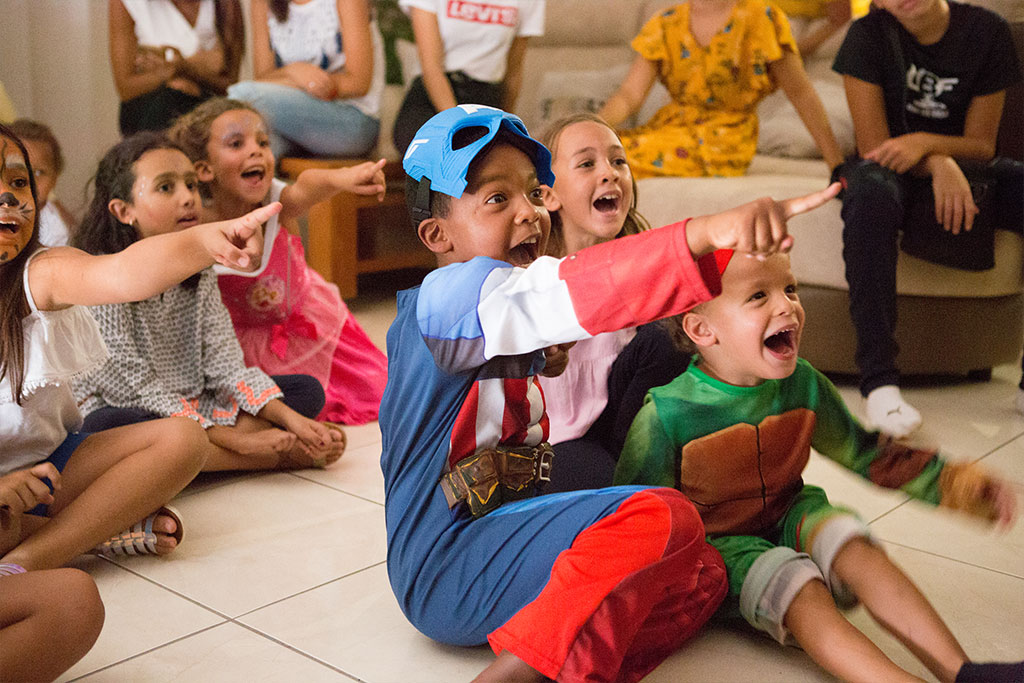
xmin=439 ymin=443 xmax=554 ymax=519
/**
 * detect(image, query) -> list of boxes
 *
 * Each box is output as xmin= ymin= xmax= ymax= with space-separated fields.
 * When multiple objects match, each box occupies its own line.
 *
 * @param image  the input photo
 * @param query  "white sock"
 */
xmin=1016 ymin=389 xmax=1024 ymax=416
xmin=865 ymin=385 xmax=922 ymax=439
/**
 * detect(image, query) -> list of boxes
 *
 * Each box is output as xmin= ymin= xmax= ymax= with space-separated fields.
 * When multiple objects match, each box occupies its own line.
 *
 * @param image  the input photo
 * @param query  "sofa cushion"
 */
xmin=635 ymin=174 xmax=1024 ymax=297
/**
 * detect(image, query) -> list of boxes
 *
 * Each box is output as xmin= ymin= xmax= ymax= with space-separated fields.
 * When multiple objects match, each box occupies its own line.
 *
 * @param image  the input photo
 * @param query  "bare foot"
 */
xmin=225 ymin=427 xmax=297 ymax=458
xmin=317 ymin=423 xmax=347 ymax=467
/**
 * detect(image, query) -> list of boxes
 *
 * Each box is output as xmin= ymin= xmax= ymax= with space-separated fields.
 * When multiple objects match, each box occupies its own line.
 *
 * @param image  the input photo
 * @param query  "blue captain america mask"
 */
xmin=403 ymin=105 xmax=555 ymax=205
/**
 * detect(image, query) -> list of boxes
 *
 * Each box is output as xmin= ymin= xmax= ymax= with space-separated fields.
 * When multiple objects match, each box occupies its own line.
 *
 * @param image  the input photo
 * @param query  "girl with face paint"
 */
xmin=71 ymin=132 xmax=346 ymax=472
xmin=0 ymin=123 xmax=279 ymax=577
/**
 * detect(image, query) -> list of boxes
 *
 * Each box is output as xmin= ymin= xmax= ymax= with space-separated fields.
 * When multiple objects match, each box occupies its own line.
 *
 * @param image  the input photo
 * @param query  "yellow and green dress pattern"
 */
xmin=620 ymin=0 xmax=798 ymax=178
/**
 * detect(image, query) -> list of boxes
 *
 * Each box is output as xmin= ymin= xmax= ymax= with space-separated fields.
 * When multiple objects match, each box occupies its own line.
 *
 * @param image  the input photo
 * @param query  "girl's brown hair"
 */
xmin=0 ymin=124 xmax=42 ymax=403
xmin=269 ymin=0 xmax=292 ymax=22
xmin=540 ymin=112 xmax=650 ymax=257
xmin=168 ymin=97 xmax=266 ymax=163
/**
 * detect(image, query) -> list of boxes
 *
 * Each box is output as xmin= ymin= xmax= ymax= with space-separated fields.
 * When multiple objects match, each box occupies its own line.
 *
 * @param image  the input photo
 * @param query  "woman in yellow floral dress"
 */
xmin=600 ymin=0 xmax=843 ymax=178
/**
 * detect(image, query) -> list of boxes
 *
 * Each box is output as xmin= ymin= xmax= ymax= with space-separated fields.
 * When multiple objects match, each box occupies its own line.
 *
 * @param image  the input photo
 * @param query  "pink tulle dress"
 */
xmin=215 ymin=182 xmax=387 ymax=424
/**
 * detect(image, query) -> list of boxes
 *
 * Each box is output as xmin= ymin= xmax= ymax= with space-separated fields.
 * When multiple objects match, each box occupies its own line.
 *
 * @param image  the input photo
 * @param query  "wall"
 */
xmin=0 ymin=0 xmax=255 ymax=216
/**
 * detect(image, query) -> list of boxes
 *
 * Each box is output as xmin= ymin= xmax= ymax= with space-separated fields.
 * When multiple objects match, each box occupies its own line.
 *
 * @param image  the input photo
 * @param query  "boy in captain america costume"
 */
xmin=378 ymin=104 xmax=839 ymax=682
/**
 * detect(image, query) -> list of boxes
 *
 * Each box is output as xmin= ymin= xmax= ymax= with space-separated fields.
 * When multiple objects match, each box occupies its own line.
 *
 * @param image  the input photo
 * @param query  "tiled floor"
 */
xmin=61 ymin=279 xmax=1024 ymax=682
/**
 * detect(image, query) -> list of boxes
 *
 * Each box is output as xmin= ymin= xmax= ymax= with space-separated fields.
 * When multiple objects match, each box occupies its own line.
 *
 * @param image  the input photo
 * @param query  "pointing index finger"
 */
xmin=781 ymin=182 xmax=841 ymax=220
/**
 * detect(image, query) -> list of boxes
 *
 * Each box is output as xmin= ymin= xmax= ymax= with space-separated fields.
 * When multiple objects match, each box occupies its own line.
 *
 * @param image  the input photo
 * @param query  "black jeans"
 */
xmin=839 ymin=158 xmax=1024 ymax=395
xmin=81 ymin=374 xmax=325 ymax=432
xmin=543 ymin=323 xmax=691 ymax=494
xmin=119 ymin=86 xmax=208 ymax=136
xmin=391 ymin=72 xmax=504 ymax=156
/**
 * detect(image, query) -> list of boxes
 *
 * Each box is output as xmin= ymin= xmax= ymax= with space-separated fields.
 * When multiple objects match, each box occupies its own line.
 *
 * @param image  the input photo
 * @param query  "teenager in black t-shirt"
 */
xmin=832 ymin=0 xmax=1023 ymax=439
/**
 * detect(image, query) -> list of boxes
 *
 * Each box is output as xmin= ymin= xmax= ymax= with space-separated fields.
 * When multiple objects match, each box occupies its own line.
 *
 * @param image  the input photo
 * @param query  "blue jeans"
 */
xmin=228 ymin=80 xmax=379 ymax=159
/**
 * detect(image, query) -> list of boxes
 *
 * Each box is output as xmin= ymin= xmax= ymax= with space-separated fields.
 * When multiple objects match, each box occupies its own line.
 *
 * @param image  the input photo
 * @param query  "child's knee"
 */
xmin=161 ymin=418 xmax=208 ymax=471
xmin=740 ymin=546 xmax=823 ymax=644
xmin=807 ymin=515 xmax=875 ymax=607
xmin=59 ymin=568 xmax=105 ymax=632
xmin=627 ymin=488 xmax=706 ymax=546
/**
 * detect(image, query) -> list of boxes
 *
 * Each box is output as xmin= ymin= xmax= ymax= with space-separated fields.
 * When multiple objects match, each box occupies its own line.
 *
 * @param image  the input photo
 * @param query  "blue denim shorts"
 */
xmin=27 ymin=431 xmax=90 ymax=517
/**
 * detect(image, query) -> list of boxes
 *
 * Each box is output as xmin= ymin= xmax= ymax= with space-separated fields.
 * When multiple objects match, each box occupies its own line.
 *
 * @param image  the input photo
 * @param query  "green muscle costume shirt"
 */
xmin=615 ymin=358 xmax=945 ymax=536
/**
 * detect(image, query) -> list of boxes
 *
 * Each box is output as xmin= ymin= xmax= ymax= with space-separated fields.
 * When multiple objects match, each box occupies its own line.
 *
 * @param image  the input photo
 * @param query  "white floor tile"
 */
xmin=644 ymin=626 xmax=831 ymax=682
xmin=979 ymin=432 xmax=1024 ymax=486
xmin=73 ymin=622 xmax=346 ymax=682
xmin=59 ymin=556 xmax=224 ymax=682
xmin=240 ymin=564 xmax=492 ymax=682
xmin=100 ymin=473 xmax=387 ymax=617
xmin=293 ymin=442 xmax=386 ymax=505
xmin=869 ymin=493 xmax=1024 ymax=579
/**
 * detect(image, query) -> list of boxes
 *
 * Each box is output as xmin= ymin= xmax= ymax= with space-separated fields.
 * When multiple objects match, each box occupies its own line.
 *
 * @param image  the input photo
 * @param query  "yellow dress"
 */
xmin=620 ymin=0 xmax=797 ymax=178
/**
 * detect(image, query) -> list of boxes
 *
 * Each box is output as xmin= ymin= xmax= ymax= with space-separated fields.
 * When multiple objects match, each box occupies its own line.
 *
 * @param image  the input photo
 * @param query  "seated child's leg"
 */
xmin=0 ymin=568 xmax=104 ymax=682
xmin=784 ymin=578 xmax=916 ymax=682
xmin=832 ymin=537 xmax=967 ymax=682
xmin=785 ymin=485 xmax=964 ymax=681
xmin=489 ymin=488 xmax=726 ymax=683
xmin=271 ymin=374 xmax=326 ymax=420
xmin=1 ymin=418 xmax=206 ymax=570
xmin=713 ymin=528 xmax=914 ymax=681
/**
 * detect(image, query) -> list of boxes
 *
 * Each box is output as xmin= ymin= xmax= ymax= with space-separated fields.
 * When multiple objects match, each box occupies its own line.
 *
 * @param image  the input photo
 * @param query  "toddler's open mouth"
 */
xmin=764 ymin=326 xmax=798 ymax=359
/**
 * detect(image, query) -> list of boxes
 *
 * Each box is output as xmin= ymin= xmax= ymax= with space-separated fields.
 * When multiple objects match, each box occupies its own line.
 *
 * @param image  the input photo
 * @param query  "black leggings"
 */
xmin=839 ymin=158 xmax=1024 ymax=395
xmin=391 ymin=72 xmax=504 ymax=156
xmin=119 ymin=86 xmax=208 ymax=136
xmin=543 ymin=323 xmax=691 ymax=494
xmin=81 ymin=374 xmax=325 ymax=432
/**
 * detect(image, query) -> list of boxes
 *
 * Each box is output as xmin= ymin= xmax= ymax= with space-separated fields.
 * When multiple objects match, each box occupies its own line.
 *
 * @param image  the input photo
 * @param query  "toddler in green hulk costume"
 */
xmin=614 ymin=248 xmax=1023 ymax=683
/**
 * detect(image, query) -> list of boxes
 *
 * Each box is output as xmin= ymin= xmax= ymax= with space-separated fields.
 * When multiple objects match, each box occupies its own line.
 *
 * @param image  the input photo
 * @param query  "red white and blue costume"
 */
xmin=381 ymin=219 xmax=730 ymax=680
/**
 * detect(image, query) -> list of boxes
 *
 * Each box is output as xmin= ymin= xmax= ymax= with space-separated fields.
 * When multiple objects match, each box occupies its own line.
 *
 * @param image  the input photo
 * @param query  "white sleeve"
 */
xmin=517 ymin=0 xmax=546 ymax=37
xmin=398 ymin=0 xmax=439 ymax=17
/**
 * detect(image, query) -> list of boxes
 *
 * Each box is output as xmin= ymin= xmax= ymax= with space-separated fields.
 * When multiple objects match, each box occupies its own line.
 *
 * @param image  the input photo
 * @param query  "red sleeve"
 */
xmin=557 ymin=219 xmax=723 ymax=335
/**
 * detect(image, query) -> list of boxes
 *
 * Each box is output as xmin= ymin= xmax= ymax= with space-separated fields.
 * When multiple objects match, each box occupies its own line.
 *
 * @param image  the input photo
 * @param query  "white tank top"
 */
xmin=121 ymin=0 xmax=219 ymax=58
xmin=266 ymin=0 xmax=385 ymax=117
xmin=0 ymin=250 xmax=108 ymax=475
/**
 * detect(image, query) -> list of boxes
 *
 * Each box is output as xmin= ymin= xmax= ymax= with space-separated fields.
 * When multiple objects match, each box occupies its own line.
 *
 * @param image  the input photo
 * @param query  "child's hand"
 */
xmin=685 ymin=183 xmax=840 ymax=257
xmin=279 ymin=414 xmax=346 ymax=467
xmin=939 ymin=462 xmax=1018 ymax=528
xmin=864 ymin=133 xmax=929 ymax=174
xmin=540 ymin=342 xmax=576 ymax=378
xmin=340 ymin=159 xmax=387 ymax=203
xmin=200 ymin=202 xmax=282 ymax=270
xmin=0 ymin=463 xmax=60 ymax=530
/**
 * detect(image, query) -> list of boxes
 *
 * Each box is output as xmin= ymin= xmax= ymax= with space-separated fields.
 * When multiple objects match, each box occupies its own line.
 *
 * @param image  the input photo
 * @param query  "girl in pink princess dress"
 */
xmin=171 ymin=98 xmax=387 ymax=425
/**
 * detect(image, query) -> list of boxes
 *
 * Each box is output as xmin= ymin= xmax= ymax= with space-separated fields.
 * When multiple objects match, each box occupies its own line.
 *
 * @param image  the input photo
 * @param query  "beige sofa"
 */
xmin=499 ymin=0 xmax=1023 ymax=377
xmin=344 ymin=0 xmax=1023 ymax=377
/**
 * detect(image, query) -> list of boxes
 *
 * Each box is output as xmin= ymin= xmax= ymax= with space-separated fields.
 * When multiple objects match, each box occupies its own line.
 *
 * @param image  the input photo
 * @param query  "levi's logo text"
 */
xmin=447 ymin=0 xmax=518 ymax=26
